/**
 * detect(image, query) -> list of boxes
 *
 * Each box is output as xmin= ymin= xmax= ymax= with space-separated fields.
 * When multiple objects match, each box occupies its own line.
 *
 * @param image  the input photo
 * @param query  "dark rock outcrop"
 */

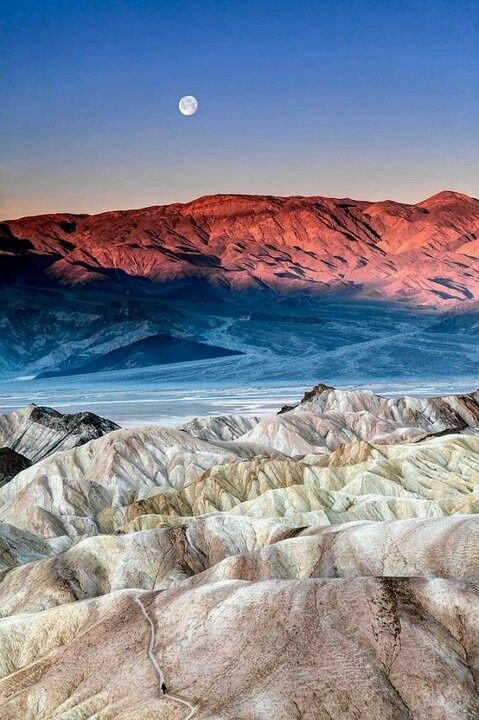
xmin=0 ymin=448 xmax=31 ymax=487
xmin=0 ymin=404 xmax=119 ymax=466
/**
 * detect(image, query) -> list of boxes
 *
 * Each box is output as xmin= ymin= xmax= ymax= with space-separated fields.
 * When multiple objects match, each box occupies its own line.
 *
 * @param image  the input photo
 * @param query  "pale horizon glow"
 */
xmin=2 ymin=175 xmax=477 ymax=221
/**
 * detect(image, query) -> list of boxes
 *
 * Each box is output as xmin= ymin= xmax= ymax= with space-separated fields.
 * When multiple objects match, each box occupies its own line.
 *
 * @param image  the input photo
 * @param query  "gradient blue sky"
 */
xmin=2 ymin=0 xmax=478 ymax=218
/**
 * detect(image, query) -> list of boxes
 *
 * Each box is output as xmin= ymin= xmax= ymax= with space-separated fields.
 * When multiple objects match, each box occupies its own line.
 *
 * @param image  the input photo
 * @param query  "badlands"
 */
xmin=0 ymin=384 xmax=479 ymax=718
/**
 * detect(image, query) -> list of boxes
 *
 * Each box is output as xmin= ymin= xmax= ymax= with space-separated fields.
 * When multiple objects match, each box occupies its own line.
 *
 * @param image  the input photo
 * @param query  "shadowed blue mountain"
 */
xmin=37 ymin=333 xmax=241 ymax=378
xmin=0 ymin=278 xmax=478 ymax=389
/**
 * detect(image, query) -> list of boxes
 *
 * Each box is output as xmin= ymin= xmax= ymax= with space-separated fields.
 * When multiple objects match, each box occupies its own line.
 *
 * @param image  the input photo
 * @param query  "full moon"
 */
xmin=178 ymin=95 xmax=198 ymax=116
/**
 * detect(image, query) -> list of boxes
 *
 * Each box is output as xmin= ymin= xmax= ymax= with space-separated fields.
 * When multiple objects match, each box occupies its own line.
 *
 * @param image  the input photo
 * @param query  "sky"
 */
xmin=1 ymin=0 xmax=478 ymax=219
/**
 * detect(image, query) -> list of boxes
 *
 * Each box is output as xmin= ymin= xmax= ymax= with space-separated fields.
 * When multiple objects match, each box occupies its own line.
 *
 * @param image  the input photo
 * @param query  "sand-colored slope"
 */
xmin=0 ymin=577 xmax=478 ymax=719
xmin=2 ymin=513 xmax=479 ymax=621
xmin=0 ymin=516 xmax=298 ymax=616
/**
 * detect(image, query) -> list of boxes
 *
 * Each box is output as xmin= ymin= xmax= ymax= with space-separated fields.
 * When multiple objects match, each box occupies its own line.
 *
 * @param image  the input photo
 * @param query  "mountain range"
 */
xmin=2 ymin=190 xmax=479 ymax=306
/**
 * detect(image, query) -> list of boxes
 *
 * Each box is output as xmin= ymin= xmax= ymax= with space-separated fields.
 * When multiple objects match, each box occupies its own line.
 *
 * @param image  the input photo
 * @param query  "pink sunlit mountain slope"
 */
xmin=1 ymin=190 xmax=479 ymax=306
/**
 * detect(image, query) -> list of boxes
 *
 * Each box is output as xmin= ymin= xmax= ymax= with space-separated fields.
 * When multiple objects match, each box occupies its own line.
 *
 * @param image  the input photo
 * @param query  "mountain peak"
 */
xmin=418 ymin=190 xmax=477 ymax=208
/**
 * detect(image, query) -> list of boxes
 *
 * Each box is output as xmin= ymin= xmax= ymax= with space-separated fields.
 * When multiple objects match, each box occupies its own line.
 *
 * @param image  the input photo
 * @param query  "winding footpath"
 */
xmin=134 ymin=595 xmax=198 ymax=719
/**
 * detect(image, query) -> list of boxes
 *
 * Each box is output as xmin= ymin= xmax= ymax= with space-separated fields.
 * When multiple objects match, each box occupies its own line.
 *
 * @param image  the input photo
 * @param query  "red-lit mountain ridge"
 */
xmin=2 ymin=190 xmax=479 ymax=306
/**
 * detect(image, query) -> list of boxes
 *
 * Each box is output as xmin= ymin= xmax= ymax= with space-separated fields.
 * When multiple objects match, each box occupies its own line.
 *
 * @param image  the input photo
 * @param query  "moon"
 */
xmin=179 ymin=95 xmax=198 ymax=116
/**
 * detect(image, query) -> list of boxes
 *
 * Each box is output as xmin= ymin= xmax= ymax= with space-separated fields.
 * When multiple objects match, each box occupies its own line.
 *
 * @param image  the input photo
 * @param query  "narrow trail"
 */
xmin=134 ymin=595 xmax=198 ymax=719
